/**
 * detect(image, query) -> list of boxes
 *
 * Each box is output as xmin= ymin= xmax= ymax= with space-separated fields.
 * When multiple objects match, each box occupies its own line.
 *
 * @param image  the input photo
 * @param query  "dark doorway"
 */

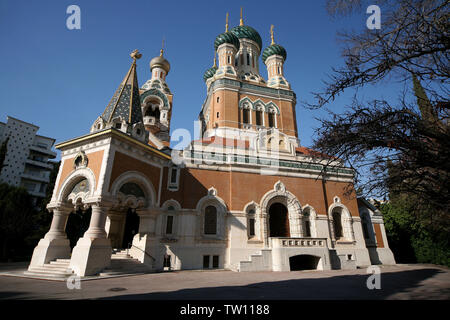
xmin=269 ymin=203 xmax=290 ymax=237
xmin=66 ymin=208 xmax=92 ymax=249
xmin=289 ymin=255 xmax=320 ymax=271
xmin=122 ymin=208 xmax=140 ymax=249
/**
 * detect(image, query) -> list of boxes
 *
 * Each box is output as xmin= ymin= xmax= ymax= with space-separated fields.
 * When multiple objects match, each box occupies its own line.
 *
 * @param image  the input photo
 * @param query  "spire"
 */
xmin=160 ymin=37 xmax=165 ymax=56
xmin=101 ymin=50 xmax=144 ymax=126
xmin=270 ymin=24 xmax=275 ymax=45
xmin=240 ymin=7 xmax=244 ymax=26
xmin=225 ymin=12 xmax=229 ymax=32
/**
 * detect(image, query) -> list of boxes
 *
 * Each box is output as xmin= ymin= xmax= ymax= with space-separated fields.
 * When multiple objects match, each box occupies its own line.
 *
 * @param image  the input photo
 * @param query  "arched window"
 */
xmin=303 ymin=212 xmax=311 ymax=237
xmin=247 ymin=207 xmax=256 ymax=238
xmin=255 ymin=110 xmax=263 ymax=126
xmin=204 ymin=206 xmax=217 ymax=235
xmin=332 ymin=210 xmax=343 ymax=239
xmin=246 ymin=53 xmax=250 ymax=65
xmin=227 ymin=55 xmax=231 ymax=64
xmin=268 ymin=113 xmax=275 ymax=128
xmin=243 ymin=108 xmax=250 ymax=124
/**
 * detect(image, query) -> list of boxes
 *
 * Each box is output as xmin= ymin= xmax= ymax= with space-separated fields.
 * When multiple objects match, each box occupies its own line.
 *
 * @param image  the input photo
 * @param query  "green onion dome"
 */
xmin=230 ymin=25 xmax=262 ymax=50
xmin=203 ymin=65 xmax=218 ymax=81
xmin=214 ymin=32 xmax=240 ymax=51
xmin=262 ymin=44 xmax=287 ymax=65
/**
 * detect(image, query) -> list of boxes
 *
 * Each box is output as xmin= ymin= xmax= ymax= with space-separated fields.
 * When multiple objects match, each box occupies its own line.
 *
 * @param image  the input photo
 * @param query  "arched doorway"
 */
xmin=121 ymin=208 xmax=140 ymax=249
xmin=66 ymin=208 xmax=92 ymax=249
xmin=269 ymin=203 xmax=290 ymax=237
xmin=289 ymin=255 xmax=320 ymax=271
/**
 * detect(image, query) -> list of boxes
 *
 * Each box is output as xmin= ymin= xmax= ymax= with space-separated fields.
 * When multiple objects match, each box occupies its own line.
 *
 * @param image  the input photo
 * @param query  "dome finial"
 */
xmin=160 ymin=37 xmax=165 ymax=56
xmin=225 ymin=12 xmax=229 ymax=32
xmin=270 ymin=25 xmax=275 ymax=45
xmin=240 ymin=7 xmax=244 ymax=26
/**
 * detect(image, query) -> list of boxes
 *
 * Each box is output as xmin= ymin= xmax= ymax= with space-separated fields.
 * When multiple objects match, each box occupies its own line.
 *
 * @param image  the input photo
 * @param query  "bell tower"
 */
xmin=140 ymin=41 xmax=173 ymax=149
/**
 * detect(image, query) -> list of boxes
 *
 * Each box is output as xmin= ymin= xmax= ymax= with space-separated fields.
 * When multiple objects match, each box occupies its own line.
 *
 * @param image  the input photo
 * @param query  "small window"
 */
xmin=243 ymin=109 xmax=250 ymax=124
xmin=203 ymin=255 xmax=210 ymax=269
xmin=235 ymin=57 xmax=238 ymax=66
xmin=115 ymin=123 xmax=122 ymax=129
xmin=240 ymin=54 xmax=244 ymax=65
xmin=227 ymin=55 xmax=231 ymax=64
xmin=166 ymin=215 xmax=173 ymax=235
xmin=217 ymin=97 xmax=220 ymax=103
xmin=212 ymin=255 xmax=219 ymax=268
xmin=256 ymin=110 xmax=262 ymax=126
xmin=217 ymin=112 xmax=220 ymax=118
xmin=304 ymin=220 xmax=311 ymax=237
xmin=249 ymin=218 xmax=255 ymax=237
xmin=170 ymin=168 xmax=178 ymax=184
xmin=136 ymin=128 xmax=141 ymax=135
xmin=268 ymin=113 xmax=275 ymax=128
xmin=347 ymin=254 xmax=353 ymax=261
xmin=246 ymin=53 xmax=250 ymax=65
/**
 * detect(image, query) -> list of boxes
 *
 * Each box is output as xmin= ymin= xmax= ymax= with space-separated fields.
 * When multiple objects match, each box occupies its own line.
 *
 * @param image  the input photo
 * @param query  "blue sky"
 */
xmin=0 ymin=0 xmax=405 ymax=158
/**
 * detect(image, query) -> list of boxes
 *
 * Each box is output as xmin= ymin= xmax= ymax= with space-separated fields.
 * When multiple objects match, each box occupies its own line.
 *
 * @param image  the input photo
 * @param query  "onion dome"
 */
xmin=214 ymin=32 xmax=240 ymax=51
xmin=203 ymin=54 xmax=218 ymax=82
xmin=150 ymin=49 xmax=170 ymax=74
xmin=262 ymin=44 xmax=287 ymax=64
xmin=230 ymin=25 xmax=262 ymax=50
xmin=262 ymin=25 xmax=287 ymax=64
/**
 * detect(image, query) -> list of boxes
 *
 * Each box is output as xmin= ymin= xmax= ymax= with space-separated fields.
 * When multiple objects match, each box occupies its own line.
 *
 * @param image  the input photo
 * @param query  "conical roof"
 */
xmin=101 ymin=50 xmax=144 ymax=126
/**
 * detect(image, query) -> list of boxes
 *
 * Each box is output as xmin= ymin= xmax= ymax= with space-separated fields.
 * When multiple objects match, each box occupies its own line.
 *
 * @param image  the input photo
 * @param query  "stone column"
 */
xmin=105 ymin=211 xmax=125 ymax=249
xmin=29 ymin=204 xmax=72 ymax=268
xmin=127 ymin=208 xmax=160 ymax=270
xmin=70 ymin=203 xmax=112 ymax=276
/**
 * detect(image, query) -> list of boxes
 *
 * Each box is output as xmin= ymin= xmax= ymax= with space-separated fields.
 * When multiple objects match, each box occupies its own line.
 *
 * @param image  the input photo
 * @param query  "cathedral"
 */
xmin=27 ymin=12 xmax=395 ymax=277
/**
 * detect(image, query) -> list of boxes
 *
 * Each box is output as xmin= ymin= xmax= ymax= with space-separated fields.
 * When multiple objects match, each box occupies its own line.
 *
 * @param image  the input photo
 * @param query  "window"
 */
xmin=268 ymin=113 xmax=275 ymax=128
xmin=217 ymin=97 xmax=220 ymax=103
xmin=304 ymin=220 xmax=311 ymax=237
xmin=252 ymin=55 xmax=255 ymax=68
xmin=235 ymin=57 xmax=238 ymax=66
xmin=212 ymin=255 xmax=219 ymax=268
xmin=227 ymin=55 xmax=231 ymax=64
xmin=256 ymin=110 xmax=262 ymax=126
xmin=203 ymin=255 xmax=210 ymax=269
xmin=243 ymin=109 xmax=250 ymax=124
xmin=204 ymin=206 xmax=217 ymax=235
xmin=115 ymin=123 xmax=122 ymax=129
xmin=246 ymin=53 xmax=250 ymax=65
xmin=240 ymin=54 xmax=244 ymax=65
xmin=217 ymin=112 xmax=220 ymax=118
xmin=333 ymin=211 xmax=343 ymax=239
xmin=166 ymin=215 xmax=174 ymax=235
xmin=249 ymin=218 xmax=255 ymax=237
xmin=170 ymin=168 xmax=178 ymax=184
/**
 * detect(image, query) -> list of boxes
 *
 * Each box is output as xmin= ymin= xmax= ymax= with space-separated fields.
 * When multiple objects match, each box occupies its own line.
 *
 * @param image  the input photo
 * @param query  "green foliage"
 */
xmin=381 ymin=198 xmax=450 ymax=267
xmin=0 ymin=183 xmax=37 ymax=261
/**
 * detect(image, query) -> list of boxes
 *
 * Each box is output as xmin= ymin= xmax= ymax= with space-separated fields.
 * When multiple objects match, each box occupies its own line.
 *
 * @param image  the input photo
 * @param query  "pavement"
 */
xmin=0 ymin=264 xmax=449 ymax=300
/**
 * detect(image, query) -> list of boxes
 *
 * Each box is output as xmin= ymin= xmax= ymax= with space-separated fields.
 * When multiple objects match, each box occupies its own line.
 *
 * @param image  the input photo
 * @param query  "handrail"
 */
xmin=126 ymin=243 xmax=156 ymax=262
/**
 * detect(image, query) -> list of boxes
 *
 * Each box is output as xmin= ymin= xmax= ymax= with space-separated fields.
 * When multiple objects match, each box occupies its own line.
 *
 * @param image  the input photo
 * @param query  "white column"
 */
xmin=44 ymin=207 xmax=71 ymax=240
xmin=84 ymin=204 xmax=108 ymax=238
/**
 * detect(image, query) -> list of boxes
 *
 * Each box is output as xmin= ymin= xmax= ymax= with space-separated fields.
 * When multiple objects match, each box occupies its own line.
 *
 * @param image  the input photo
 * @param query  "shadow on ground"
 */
xmin=98 ymin=268 xmax=446 ymax=300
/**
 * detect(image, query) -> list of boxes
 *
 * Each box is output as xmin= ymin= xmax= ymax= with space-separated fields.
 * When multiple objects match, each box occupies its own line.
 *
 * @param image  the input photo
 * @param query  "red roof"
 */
xmin=295 ymin=146 xmax=335 ymax=159
xmin=193 ymin=136 xmax=250 ymax=149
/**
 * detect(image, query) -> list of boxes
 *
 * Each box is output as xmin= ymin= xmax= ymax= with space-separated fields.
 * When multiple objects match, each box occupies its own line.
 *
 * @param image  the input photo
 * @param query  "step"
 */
xmin=24 ymin=271 xmax=72 ymax=279
xmin=49 ymin=261 xmax=71 ymax=266
xmin=28 ymin=267 xmax=73 ymax=275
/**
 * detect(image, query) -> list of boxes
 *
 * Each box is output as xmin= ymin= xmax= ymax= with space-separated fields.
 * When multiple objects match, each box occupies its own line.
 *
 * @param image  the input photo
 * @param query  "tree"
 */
xmin=0 ymin=136 xmax=9 ymax=174
xmin=0 ymin=183 xmax=36 ymax=261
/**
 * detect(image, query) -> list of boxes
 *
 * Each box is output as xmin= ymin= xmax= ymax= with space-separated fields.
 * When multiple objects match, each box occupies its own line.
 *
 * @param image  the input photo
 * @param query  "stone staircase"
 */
xmin=99 ymin=249 xmax=153 ymax=276
xmin=238 ymin=249 xmax=273 ymax=272
xmin=25 ymin=259 xmax=74 ymax=279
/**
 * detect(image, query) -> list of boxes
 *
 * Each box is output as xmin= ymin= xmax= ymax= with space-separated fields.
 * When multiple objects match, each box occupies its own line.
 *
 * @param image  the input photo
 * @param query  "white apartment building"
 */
xmin=0 ymin=116 xmax=56 ymax=204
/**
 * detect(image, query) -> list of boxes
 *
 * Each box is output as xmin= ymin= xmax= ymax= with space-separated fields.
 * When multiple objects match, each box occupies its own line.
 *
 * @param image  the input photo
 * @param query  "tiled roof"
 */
xmin=101 ymin=58 xmax=143 ymax=126
xmin=295 ymin=146 xmax=335 ymax=159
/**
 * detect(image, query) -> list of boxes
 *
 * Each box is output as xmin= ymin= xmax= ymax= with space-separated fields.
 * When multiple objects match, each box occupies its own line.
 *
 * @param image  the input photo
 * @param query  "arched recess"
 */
xmin=57 ymin=167 xmax=96 ymax=205
xmin=328 ymin=197 xmax=355 ymax=242
xmin=260 ymin=181 xmax=302 ymax=245
xmin=302 ymin=205 xmax=318 ymax=238
xmin=196 ymin=187 xmax=228 ymax=239
xmin=110 ymin=171 xmax=157 ymax=209
xmin=161 ymin=199 xmax=182 ymax=237
xmin=243 ymin=201 xmax=260 ymax=239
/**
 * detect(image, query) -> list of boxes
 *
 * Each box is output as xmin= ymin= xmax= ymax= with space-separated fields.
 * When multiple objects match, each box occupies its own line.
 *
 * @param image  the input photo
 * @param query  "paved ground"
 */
xmin=0 ymin=264 xmax=449 ymax=300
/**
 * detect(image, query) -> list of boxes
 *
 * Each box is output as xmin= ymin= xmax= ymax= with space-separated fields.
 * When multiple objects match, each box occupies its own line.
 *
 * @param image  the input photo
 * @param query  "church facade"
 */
xmin=28 ymin=14 xmax=395 ymax=277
